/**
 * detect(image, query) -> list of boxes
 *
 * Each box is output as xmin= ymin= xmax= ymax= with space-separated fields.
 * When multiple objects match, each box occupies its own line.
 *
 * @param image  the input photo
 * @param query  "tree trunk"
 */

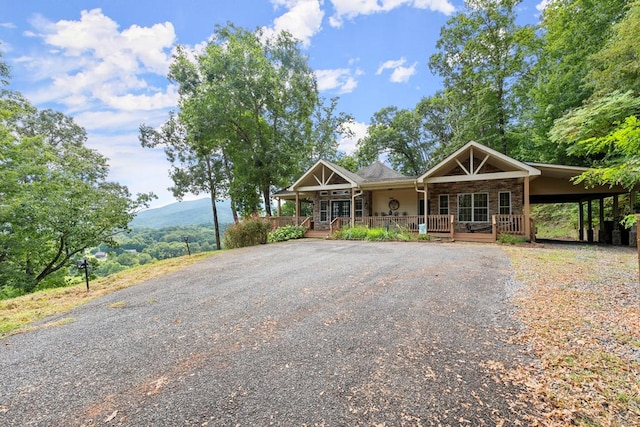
xmin=263 ymin=185 xmax=272 ymax=217
xmin=209 ymin=187 xmax=221 ymax=251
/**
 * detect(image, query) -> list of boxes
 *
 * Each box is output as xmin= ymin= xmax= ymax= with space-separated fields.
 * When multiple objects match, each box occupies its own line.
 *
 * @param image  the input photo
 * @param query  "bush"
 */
xmin=223 ymin=217 xmax=271 ymax=249
xmin=333 ymin=225 xmax=413 ymax=241
xmin=268 ymin=225 xmax=306 ymax=242
xmin=497 ymin=234 xmax=528 ymax=245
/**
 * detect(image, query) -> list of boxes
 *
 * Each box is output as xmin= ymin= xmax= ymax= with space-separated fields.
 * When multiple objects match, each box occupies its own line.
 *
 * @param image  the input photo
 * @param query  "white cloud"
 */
xmin=329 ymin=0 xmax=455 ymax=27
xmin=315 ymin=67 xmax=363 ymax=94
xmin=376 ymin=57 xmax=417 ymax=83
xmin=536 ymin=0 xmax=553 ymax=11
xmin=24 ymin=9 xmax=176 ymax=113
xmin=338 ymin=121 xmax=368 ymax=154
xmin=0 ymin=22 xmax=16 ymax=29
xmin=266 ymin=0 xmax=324 ymax=47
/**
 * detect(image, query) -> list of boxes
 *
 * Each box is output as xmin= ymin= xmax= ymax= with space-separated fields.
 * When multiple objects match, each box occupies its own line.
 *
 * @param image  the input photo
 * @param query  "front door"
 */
xmin=331 ymin=200 xmax=351 ymax=221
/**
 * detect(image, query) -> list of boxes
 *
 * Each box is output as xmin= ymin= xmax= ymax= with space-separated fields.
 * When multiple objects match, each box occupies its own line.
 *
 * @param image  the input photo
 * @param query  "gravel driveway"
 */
xmin=1 ymin=240 xmax=533 ymax=426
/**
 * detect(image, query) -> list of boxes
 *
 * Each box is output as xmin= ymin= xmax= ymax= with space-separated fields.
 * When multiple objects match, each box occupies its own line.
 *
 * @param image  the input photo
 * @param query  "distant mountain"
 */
xmin=130 ymin=198 xmax=234 ymax=229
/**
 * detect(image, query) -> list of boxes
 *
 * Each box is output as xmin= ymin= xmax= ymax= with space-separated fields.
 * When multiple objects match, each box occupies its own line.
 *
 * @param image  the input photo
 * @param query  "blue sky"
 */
xmin=1 ymin=0 xmax=546 ymax=208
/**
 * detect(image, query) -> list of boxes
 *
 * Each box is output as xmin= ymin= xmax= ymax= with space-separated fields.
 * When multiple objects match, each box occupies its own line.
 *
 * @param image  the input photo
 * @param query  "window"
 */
xmin=499 ymin=192 xmax=511 ymax=215
xmin=355 ymin=198 xmax=363 ymax=217
xmin=320 ymin=200 xmax=328 ymax=222
xmin=458 ymin=193 xmax=489 ymax=222
xmin=439 ymin=194 xmax=449 ymax=215
xmin=331 ymin=200 xmax=350 ymax=220
xmin=473 ymin=193 xmax=488 ymax=222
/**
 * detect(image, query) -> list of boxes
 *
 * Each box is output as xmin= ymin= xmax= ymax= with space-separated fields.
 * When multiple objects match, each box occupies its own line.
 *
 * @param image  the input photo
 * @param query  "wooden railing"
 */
xmin=495 ymin=214 xmax=526 ymax=235
xmin=426 ymin=215 xmax=450 ymax=233
xmin=300 ymin=217 xmax=312 ymax=230
xmin=329 ymin=217 xmax=342 ymax=234
xmin=266 ymin=216 xmax=296 ymax=229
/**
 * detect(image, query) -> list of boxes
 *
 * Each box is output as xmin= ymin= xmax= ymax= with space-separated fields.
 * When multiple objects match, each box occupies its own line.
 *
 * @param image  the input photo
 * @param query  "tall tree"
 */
xmin=525 ymin=0 xmax=629 ymax=163
xmin=140 ymin=112 xmax=227 ymax=250
xmin=357 ymin=103 xmax=438 ymax=175
xmin=429 ymin=0 xmax=535 ymax=155
xmin=195 ymin=24 xmax=318 ymax=216
xmin=309 ymin=96 xmax=354 ymax=165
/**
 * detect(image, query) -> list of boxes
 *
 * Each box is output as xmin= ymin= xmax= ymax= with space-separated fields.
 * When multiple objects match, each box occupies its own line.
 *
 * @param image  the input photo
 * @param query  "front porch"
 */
xmin=267 ymin=213 xmax=533 ymax=243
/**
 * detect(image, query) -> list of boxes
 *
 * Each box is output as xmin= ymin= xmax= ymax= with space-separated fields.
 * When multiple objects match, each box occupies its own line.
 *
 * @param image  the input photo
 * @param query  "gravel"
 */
xmin=0 ymin=240 xmax=534 ymax=426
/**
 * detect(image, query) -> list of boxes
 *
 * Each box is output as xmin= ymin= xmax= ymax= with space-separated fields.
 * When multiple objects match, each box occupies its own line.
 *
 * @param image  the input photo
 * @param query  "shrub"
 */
xmin=223 ymin=217 xmax=271 ymax=249
xmin=333 ymin=225 xmax=413 ymax=241
xmin=268 ymin=225 xmax=306 ymax=243
xmin=497 ymin=234 xmax=528 ymax=245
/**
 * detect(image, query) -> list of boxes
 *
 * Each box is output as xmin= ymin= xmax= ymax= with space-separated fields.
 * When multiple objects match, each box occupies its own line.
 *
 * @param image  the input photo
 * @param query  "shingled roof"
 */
xmin=356 ymin=161 xmax=409 ymax=182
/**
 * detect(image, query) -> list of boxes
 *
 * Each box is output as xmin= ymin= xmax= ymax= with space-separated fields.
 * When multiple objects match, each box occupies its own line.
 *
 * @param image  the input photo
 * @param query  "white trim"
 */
xmin=297 ymin=183 xmax=356 ymax=192
xmin=425 ymin=170 xmax=530 ymax=183
xmin=330 ymin=199 xmax=351 ymax=222
xmin=498 ymin=191 xmax=512 ymax=215
xmin=457 ymin=192 xmax=489 ymax=222
xmin=418 ymin=141 xmax=542 ymax=182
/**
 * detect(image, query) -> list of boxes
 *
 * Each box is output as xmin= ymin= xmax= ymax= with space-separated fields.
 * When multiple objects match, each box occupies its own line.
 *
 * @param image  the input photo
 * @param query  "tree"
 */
xmin=429 ymin=0 xmax=535 ymax=155
xmin=1 ymin=107 xmax=153 ymax=292
xmin=140 ymin=112 xmax=227 ymax=250
xmin=0 ymin=54 xmax=152 ymax=292
xmin=524 ymin=0 xmax=629 ymax=163
xmin=357 ymin=105 xmax=434 ymax=175
xmin=195 ymin=24 xmax=318 ymax=216
xmin=309 ymin=96 xmax=355 ymax=164
xmin=586 ymin=0 xmax=640 ymax=96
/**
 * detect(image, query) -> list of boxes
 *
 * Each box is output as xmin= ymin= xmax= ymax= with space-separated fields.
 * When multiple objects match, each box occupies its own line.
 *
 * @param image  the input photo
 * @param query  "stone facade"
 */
xmin=427 ymin=178 xmax=524 ymax=232
xmin=312 ymin=190 xmax=372 ymax=231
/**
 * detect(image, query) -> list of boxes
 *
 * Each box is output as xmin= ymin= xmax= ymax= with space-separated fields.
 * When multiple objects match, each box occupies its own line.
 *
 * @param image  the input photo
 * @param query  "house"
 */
xmin=274 ymin=141 xmax=638 ymax=244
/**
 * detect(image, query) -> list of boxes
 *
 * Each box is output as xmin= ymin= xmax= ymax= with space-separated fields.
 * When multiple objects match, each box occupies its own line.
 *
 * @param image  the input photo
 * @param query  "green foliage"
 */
xmin=356 ymin=104 xmax=438 ymax=175
xmin=587 ymin=0 xmax=640 ymax=95
xmin=168 ymin=24 xmax=323 ymax=217
xmin=524 ymin=0 xmax=629 ymax=163
xmin=0 ymin=68 xmax=153 ymax=295
xmin=268 ymin=225 xmax=306 ymax=243
xmin=551 ymin=92 xmax=640 ymax=190
xmin=497 ymin=234 xmax=527 ymax=245
xmin=333 ymin=225 xmax=413 ymax=241
xmin=222 ymin=217 xmax=271 ymax=249
xmin=428 ymin=0 xmax=536 ymax=156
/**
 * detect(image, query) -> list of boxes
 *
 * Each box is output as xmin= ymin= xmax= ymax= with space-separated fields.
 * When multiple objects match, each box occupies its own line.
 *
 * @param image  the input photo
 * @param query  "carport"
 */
xmin=528 ymin=163 xmax=638 ymax=245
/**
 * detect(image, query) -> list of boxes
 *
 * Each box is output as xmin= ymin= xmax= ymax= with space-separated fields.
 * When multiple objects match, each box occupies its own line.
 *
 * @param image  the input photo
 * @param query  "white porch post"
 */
xmin=295 ymin=192 xmax=300 ymax=226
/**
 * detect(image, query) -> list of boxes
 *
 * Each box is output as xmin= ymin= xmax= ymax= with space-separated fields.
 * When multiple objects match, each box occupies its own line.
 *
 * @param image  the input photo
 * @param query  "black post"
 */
xmin=84 ymin=262 xmax=89 ymax=291
xmin=183 ymin=236 xmax=191 ymax=256
xmin=77 ymin=259 xmax=89 ymax=291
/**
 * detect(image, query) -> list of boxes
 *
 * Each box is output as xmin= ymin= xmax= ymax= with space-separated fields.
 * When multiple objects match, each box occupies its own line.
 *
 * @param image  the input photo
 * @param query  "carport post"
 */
xmin=587 ymin=200 xmax=594 ymax=243
xmin=579 ymin=201 xmax=584 ymax=241
xmin=637 ymin=214 xmax=640 ymax=283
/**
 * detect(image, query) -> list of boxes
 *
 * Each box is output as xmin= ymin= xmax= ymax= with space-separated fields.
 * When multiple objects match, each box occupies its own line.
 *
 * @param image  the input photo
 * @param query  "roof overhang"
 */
xmin=418 ymin=141 xmax=541 ymax=183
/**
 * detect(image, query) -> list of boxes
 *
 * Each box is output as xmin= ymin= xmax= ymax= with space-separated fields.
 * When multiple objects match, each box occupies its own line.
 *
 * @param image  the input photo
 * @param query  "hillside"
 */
xmin=131 ymin=198 xmax=234 ymax=229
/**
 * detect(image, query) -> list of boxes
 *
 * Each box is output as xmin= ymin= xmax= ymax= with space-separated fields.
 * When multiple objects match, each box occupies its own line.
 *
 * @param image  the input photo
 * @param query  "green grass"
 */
xmin=0 ymin=251 xmax=216 ymax=337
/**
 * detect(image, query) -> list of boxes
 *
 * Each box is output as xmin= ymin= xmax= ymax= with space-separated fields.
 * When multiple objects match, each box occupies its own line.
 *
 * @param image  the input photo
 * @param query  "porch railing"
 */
xmin=426 ymin=214 xmax=451 ymax=233
xmin=495 ymin=214 xmax=526 ymax=235
xmin=266 ymin=216 xmax=296 ymax=229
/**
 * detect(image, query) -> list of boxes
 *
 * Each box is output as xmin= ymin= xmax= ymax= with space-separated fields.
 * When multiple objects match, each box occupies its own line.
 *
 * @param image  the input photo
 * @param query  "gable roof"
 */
xmin=290 ymin=159 xmax=362 ymax=191
xmin=418 ymin=141 xmax=541 ymax=183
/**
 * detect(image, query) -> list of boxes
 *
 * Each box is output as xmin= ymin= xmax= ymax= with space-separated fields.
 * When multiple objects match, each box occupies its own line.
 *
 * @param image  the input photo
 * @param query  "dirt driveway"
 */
xmin=1 ymin=240 xmax=534 ymax=426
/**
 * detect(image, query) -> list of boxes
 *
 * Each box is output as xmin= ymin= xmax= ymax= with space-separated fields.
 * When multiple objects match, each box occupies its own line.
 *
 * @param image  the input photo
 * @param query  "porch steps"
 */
xmin=304 ymin=230 xmax=330 ymax=239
